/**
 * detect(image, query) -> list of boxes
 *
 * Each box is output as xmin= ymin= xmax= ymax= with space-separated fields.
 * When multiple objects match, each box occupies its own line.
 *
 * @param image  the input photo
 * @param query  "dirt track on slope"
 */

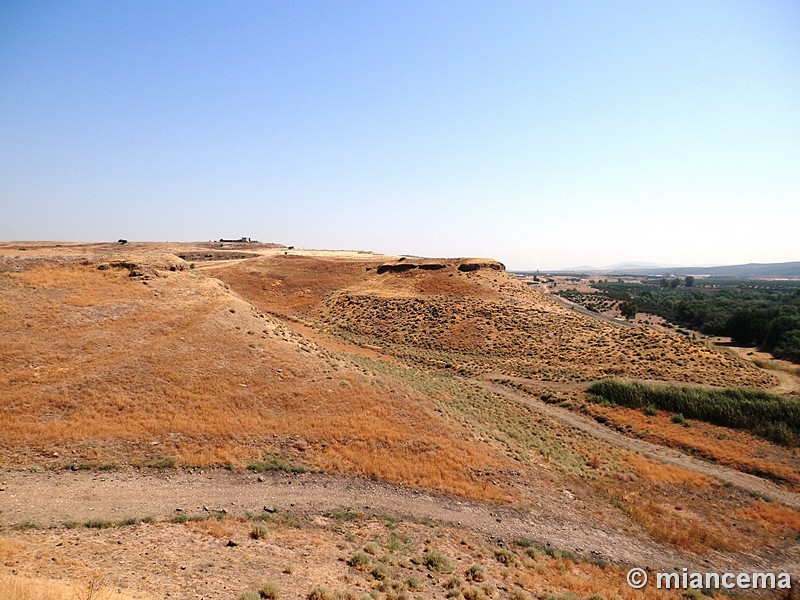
xmin=0 ymin=468 xmax=723 ymax=573
xmin=472 ymin=380 xmax=800 ymax=509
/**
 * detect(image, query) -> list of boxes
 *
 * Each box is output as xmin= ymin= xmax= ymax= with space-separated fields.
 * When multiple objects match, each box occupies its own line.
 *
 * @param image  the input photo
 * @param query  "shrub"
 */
xmin=348 ymin=552 xmax=371 ymax=569
xmin=495 ymin=549 xmax=517 ymax=566
xmin=371 ymin=562 xmax=392 ymax=580
xmin=307 ymin=589 xmax=357 ymax=600
xmin=250 ymin=524 xmax=269 ymax=540
xmin=465 ymin=564 xmax=485 ymax=582
xmin=462 ymin=587 xmax=488 ymax=600
xmin=84 ymin=519 xmax=113 ymax=529
xmin=259 ymin=581 xmax=280 ymax=599
xmin=671 ymin=412 xmax=688 ymax=425
xmin=364 ymin=542 xmax=380 ymax=555
xmin=422 ymin=550 xmax=453 ymax=573
xmin=405 ymin=576 xmax=423 ymax=591
xmin=307 ymin=588 xmax=331 ymax=600
xmin=247 ymin=455 xmax=307 ymax=474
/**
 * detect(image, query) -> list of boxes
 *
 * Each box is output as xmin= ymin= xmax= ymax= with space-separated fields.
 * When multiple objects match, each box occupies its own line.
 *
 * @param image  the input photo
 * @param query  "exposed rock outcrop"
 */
xmin=376 ymin=259 xmax=505 ymax=275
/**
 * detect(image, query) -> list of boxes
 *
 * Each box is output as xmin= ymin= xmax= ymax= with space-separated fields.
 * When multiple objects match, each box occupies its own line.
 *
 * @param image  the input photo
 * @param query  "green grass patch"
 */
xmin=587 ymin=380 xmax=800 ymax=446
xmin=84 ymin=519 xmax=113 ymax=529
xmin=247 ymin=455 xmax=308 ymax=474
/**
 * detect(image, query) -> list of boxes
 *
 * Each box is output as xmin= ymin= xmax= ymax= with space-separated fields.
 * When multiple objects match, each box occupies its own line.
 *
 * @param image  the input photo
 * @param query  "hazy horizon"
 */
xmin=2 ymin=1 xmax=798 ymax=271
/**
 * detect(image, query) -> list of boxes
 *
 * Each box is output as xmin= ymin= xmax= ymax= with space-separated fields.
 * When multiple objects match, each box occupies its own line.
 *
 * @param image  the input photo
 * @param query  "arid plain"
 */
xmin=1 ymin=241 xmax=798 ymax=599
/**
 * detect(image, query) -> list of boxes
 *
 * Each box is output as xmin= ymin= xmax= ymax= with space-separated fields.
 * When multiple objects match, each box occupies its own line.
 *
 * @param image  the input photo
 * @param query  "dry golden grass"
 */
xmin=737 ymin=500 xmax=800 ymax=534
xmin=4 ymin=246 xmax=795 ymax=564
xmin=620 ymin=495 xmax=733 ymax=553
xmin=0 ymin=573 xmax=144 ymax=600
xmin=0 ymin=264 xmax=515 ymax=502
xmin=588 ymin=404 xmax=800 ymax=491
xmin=186 ymin=516 xmax=241 ymax=539
xmin=536 ymin=556 xmax=683 ymax=600
xmin=625 ymin=452 xmax=712 ymax=487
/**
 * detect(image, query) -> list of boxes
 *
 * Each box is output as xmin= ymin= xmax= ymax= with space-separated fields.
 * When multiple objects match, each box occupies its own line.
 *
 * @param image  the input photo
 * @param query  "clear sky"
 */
xmin=1 ymin=1 xmax=798 ymax=270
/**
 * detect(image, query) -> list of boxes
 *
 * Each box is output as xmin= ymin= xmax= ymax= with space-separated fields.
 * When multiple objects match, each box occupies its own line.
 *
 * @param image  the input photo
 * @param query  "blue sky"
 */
xmin=1 ymin=1 xmax=798 ymax=269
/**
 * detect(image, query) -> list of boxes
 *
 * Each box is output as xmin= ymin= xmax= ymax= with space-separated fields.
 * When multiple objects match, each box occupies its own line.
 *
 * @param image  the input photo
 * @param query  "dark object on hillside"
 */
xmin=117 ymin=239 xmax=128 ymax=245
xmin=458 ymin=262 xmax=504 ymax=272
xmin=219 ymin=237 xmax=253 ymax=243
xmin=377 ymin=263 xmax=418 ymax=274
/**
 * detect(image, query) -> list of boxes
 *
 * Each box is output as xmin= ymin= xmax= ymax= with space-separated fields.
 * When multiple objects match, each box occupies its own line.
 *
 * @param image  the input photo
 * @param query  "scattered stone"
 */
xmin=225 ymin=540 xmax=238 ymax=547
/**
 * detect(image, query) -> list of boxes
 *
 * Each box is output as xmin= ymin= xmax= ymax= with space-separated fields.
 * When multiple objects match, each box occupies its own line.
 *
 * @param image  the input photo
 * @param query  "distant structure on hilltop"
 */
xmin=219 ymin=237 xmax=253 ymax=243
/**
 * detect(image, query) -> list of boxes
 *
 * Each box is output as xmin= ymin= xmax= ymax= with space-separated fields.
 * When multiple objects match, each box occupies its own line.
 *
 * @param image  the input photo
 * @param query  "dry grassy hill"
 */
xmin=215 ymin=253 xmax=770 ymax=387
xmin=1 ymin=242 xmax=798 ymax=599
xmin=0 ymin=247 xmax=515 ymax=501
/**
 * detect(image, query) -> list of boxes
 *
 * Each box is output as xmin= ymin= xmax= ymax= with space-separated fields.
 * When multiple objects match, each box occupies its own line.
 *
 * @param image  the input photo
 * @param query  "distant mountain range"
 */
xmin=551 ymin=261 xmax=800 ymax=278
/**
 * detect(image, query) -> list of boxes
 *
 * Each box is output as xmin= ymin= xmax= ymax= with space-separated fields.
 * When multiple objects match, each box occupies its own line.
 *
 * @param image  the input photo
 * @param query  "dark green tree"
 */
xmin=620 ymin=301 xmax=638 ymax=320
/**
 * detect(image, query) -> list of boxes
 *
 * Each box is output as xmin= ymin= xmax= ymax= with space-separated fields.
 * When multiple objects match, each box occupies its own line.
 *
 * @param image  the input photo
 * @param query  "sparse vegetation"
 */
xmin=465 ymin=565 xmax=485 ymax=582
xmin=247 ymin=455 xmax=309 ymax=474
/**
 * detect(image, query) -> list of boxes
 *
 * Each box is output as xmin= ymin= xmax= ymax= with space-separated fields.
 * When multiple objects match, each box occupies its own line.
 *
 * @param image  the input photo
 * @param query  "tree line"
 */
xmin=593 ymin=279 xmax=800 ymax=363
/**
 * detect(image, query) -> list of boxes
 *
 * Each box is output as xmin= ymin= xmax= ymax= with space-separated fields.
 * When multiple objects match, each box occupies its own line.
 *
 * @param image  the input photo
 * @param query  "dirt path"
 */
xmin=537 ymin=285 xmax=633 ymax=328
xmin=472 ymin=380 xmax=800 ymax=509
xmin=0 ymin=468 xmax=752 ymax=573
xmin=719 ymin=344 xmax=800 ymax=395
